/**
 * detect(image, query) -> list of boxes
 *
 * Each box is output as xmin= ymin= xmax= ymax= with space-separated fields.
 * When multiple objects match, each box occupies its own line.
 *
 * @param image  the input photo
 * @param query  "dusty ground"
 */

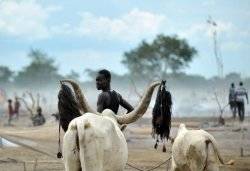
xmin=0 ymin=114 xmax=250 ymax=171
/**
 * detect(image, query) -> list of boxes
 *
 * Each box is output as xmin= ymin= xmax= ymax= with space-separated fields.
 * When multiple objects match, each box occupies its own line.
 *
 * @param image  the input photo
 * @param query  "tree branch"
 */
xmin=37 ymin=93 xmax=40 ymax=107
xmin=17 ymin=97 xmax=34 ymax=117
xmin=26 ymin=91 xmax=35 ymax=110
xmin=130 ymin=78 xmax=143 ymax=99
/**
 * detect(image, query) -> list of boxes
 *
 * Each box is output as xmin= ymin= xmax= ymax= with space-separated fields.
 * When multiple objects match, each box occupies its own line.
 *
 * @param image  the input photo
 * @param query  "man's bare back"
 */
xmin=96 ymin=69 xmax=134 ymax=114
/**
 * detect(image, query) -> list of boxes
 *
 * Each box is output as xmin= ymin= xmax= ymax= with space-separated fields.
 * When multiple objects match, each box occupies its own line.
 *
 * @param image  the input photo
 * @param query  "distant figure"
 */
xmin=235 ymin=82 xmax=249 ymax=122
xmin=228 ymin=83 xmax=236 ymax=119
xmin=7 ymin=99 xmax=14 ymax=126
xmin=14 ymin=97 xmax=20 ymax=119
xmin=32 ymin=107 xmax=46 ymax=126
xmin=96 ymin=69 xmax=134 ymax=114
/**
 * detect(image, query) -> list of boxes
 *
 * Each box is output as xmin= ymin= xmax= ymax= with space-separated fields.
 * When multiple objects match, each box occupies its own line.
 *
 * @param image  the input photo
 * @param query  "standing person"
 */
xmin=14 ymin=97 xmax=20 ymax=119
xmin=235 ymin=81 xmax=249 ymax=122
xmin=7 ymin=99 xmax=14 ymax=126
xmin=96 ymin=69 xmax=134 ymax=114
xmin=229 ymin=83 xmax=236 ymax=119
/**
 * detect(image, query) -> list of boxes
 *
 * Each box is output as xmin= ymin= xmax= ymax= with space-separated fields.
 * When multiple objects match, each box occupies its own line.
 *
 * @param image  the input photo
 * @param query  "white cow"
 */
xmin=61 ymin=80 xmax=160 ymax=171
xmin=171 ymin=124 xmax=234 ymax=171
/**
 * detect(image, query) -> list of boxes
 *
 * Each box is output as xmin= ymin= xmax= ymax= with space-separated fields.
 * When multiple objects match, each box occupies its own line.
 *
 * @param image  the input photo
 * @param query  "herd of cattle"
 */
xmin=59 ymin=80 xmax=234 ymax=171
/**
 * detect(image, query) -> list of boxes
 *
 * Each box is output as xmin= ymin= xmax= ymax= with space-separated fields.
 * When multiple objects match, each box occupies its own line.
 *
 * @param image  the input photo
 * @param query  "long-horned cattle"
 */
xmin=58 ymin=80 xmax=160 ymax=171
xmin=171 ymin=123 xmax=234 ymax=171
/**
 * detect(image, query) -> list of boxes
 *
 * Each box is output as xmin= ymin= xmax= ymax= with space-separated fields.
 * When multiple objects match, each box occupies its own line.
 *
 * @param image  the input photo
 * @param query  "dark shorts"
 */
xmin=236 ymin=101 xmax=245 ymax=122
xmin=229 ymin=101 xmax=236 ymax=107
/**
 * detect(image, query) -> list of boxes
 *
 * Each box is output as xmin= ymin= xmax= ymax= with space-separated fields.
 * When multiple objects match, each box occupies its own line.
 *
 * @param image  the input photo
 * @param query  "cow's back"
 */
xmin=172 ymin=128 xmax=209 ymax=171
xmin=64 ymin=113 xmax=128 ymax=171
xmin=84 ymin=113 xmax=128 ymax=170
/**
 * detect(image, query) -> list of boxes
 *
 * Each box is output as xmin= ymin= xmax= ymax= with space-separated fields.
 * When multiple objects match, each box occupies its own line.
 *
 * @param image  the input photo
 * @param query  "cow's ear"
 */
xmin=120 ymin=124 xmax=127 ymax=131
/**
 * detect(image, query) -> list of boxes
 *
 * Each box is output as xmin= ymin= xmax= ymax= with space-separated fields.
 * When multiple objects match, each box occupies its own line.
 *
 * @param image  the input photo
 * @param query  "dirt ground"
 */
xmin=0 ymin=114 xmax=250 ymax=171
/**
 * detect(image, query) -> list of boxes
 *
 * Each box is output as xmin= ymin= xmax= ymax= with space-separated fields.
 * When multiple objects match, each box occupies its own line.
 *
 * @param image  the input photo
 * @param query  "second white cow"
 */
xmin=171 ymin=124 xmax=234 ymax=171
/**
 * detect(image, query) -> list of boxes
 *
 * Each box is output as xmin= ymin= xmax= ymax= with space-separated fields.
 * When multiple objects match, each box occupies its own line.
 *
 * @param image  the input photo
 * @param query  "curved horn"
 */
xmin=116 ymin=81 xmax=161 ymax=124
xmin=61 ymin=80 xmax=99 ymax=114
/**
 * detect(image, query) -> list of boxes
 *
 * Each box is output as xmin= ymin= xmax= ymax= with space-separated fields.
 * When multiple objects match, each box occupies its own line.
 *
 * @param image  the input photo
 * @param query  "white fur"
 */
xmin=63 ymin=109 xmax=127 ymax=171
xmin=171 ymin=123 xmax=228 ymax=171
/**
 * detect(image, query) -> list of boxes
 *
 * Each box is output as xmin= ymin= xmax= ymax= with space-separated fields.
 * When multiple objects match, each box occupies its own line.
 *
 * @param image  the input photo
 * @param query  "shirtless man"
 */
xmin=96 ymin=69 xmax=134 ymax=114
xmin=7 ymin=99 xmax=14 ymax=125
xmin=14 ymin=96 xmax=20 ymax=119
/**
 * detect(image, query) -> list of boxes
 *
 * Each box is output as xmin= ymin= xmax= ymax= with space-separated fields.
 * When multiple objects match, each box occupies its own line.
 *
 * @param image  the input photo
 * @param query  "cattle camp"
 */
xmin=0 ymin=1 xmax=250 ymax=171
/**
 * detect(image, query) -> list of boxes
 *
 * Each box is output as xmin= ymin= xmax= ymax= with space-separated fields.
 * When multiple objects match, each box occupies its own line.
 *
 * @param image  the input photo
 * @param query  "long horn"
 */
xmin=61 ymin=80 xmax=99 ymax=114
xmin=116 ymin=81 xmax=161 ymax=124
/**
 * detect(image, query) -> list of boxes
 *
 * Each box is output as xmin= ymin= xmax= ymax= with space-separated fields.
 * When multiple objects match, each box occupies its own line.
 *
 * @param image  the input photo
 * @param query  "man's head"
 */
xmin=37 ymin=107 xmax=42 ymax=115
xmin=96 ymin=69 xmax=111 ymax=90
xmin=239 ymin=81 xmax=243 ymax=86
xmin=8 ymin=99 xmax=12 ymax=103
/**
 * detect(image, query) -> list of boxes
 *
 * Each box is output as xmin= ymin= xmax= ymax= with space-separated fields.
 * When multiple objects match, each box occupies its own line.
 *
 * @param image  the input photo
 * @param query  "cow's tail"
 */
xmin=205 ymin=135 xmax=234 ymax=166
xmin=58 ymin=83 xmax=81 ymax=132
xmin=77 ymin=119 xmax=91 ymax=171
xmin=70 ymin=119 xmax=91 ymax=171
xmin=203 ymin=139 xmax=210 ymax=171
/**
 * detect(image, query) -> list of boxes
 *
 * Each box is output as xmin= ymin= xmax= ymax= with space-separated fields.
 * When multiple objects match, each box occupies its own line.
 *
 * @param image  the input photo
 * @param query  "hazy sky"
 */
xmin=0 ymin=0 xmax=249 ymax=80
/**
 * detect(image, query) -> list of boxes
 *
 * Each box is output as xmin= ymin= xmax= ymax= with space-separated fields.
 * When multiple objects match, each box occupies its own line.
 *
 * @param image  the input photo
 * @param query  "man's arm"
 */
xmin=97 ymin=93 xmax=107 ymax=113
xmin=118 ymin=95 xmax=134 ymax=113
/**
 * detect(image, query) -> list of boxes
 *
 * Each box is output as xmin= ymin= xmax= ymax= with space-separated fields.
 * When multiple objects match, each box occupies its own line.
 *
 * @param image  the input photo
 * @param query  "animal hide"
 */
xmin=58 ymin=83 xmax=81 ymax=132
xmin=152 ymin=80 xmax=172 ymax=141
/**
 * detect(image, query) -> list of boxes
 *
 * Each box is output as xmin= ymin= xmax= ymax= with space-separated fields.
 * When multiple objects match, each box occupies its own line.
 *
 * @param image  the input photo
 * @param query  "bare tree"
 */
xmin=129 ymin=78 xmax=143 ymax=99
xmin=213 ymin=92 xmax=229 ymax=125
xmin=17 ymin=91 xmax=41 ymax=117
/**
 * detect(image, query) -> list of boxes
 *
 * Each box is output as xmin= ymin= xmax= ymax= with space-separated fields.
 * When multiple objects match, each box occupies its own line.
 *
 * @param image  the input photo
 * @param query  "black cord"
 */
xmin=57 ymin=114 xmax=62 ymax=158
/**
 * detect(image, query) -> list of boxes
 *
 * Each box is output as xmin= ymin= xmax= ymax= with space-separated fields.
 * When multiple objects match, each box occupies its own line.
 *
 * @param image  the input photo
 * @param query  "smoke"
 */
xmin=0 ymin=78 xmax=249 ymax=119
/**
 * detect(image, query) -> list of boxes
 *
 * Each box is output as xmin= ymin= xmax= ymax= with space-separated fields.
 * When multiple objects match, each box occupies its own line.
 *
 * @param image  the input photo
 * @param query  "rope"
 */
xmin=58 ymin=119 xmax=61 ymax=151
xmin=57 ymin=114 xmax=62 ymax=158
xmin=126 ymin=157 xmax=171 ymax=171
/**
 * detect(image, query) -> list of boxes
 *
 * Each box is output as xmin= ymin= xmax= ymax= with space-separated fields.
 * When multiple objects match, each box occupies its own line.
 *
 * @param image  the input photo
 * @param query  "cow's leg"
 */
xmin=206 ymin=162 xmax=219 ymax=171
xmin=206 ymin=144 xmax=220 ymax=171
xmin=171 ymin=157 xmax=179 ymax=171
xmin=77 ymin=120 xmax=104 ymax=171
xmin=63 ymin=127 xmax=81 ymax=171
xmin=188 ymin=143 xmax=206 ymax=171
xmin=79 ymin=139 xmax=104 ymax=171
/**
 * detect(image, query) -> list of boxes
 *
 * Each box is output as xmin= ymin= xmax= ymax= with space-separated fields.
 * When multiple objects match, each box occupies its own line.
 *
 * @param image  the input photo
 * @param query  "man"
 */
xmin=32 ymin=107 xmax=46 ymax=126
xmin=96 ymin=69 xmax=134 ymax=114
xmin=7 ymin=99 xmax=14 ymax=126
xmin=14 ymin=96 xmax=20 ymax=119
xmin=235 ymin=81 xmax=249 ymax=122
xmin=228 ymin=83 xmax=236 ymax=119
